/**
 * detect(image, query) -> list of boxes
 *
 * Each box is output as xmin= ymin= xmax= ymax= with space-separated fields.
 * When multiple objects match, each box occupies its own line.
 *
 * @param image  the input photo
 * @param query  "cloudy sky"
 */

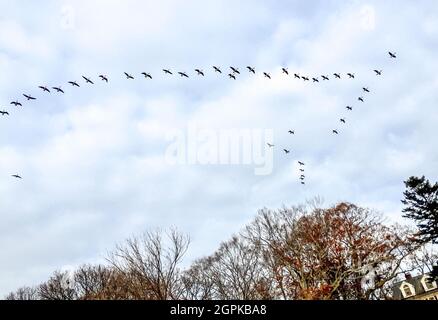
xmin=1 ymin=0 xmax=437 ymax=295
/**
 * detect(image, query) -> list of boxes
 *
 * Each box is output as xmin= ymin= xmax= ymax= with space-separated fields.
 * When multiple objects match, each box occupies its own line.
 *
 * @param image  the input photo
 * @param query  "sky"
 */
xmin=1 ymin=0 xmax=438 ymax=295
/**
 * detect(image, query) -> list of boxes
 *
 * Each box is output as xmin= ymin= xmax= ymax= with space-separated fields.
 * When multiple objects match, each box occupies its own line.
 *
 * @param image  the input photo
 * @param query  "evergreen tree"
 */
xmin=401 ymin=176 xmax=438 ymax=244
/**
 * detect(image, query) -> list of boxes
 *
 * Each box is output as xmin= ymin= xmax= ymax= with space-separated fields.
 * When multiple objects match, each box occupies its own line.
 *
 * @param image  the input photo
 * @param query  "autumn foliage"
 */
xmin=6 ymin=202 xmax=430 ymax=300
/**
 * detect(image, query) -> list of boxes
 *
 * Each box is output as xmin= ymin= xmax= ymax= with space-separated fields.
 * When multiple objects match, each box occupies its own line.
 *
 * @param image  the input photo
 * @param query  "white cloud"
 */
xmin=1 ymin=0 xmax=438 ymax=295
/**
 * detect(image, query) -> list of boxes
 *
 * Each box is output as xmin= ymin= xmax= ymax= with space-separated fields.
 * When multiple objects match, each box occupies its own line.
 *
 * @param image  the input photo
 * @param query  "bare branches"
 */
xmin=106 ymin=228 xmax=190 ymax=300
xmin=5 ymin=203 xmax=432 ymax=300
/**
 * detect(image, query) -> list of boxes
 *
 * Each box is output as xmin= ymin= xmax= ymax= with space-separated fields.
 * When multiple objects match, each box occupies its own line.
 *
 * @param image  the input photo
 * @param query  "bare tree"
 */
xmin=38 ymin=271 xmax=77 ymax=300
xmin=73 ymin=264 xmax=114 ymax=300
xmin=5 ymin=286 xmax=39 ymax=300
xmin=107 ymin=228 xmax=190 ymax=300
xmin=181 ymin=235 xmax=273 ymax=300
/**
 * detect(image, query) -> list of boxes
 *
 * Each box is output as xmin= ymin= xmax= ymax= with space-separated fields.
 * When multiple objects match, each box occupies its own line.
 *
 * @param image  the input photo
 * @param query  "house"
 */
xmin=392 ymin=273 xmax=438 ymax=300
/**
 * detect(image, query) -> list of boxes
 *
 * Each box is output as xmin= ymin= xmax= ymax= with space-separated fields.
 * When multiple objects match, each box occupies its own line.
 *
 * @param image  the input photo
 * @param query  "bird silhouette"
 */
xmin=124 ymin=72 xmax=134 ymax=80
xmin=340 ymin=118 xmax=346 ymax=124
xmin=288 ymin=130 xmax=295 ymax=135
xmin=141 ymin=72 xmax=152 ymax=79
xmin=0 ymin=110 xmax=9 ymax=116
xmin=230 ymin=67 xmax=240 ymax=74
xmin=389 ymin=51 xmax=397 ymax=58
xmin=346 ymin=106 xmax=353 ymax=111
xmin=267 ymin=143 xmax=274 ymax=148
xmin=10 ymin=101 xmax=22 ymax=107
xmin=347 ymin=73 xmax=355 ymax=79
xmin=282 ymin=68 xmax=289 ymax=75
xmin=12 ymin=174 xmax=22 ymax=179
xmin=178 ymin=72 xmax=189 ymax=78
xmin=163 ymin=69 xmax=173 ymax=75
xmin=82 ymin=76 xmax=94 ymax=84
xmin=334 ymin=73 xmax=341 ymax=79
xmin=247 ymin=66 xmax=255 ymax=74
xmin=301 ymin=181 xmax=305 ymax=185
xmin=299 ymin=169 xmax=305 ymax=172
xmin=333 ymin=130 xmax=339 ymax=134
xmin=228 ymin=73 xmax=236 ymax=80
xmin=23 ymin=94 xmax=36 ymax=101
xmin=264 ymin=72 xmax=271 ymax=79
xmin=298 ymin=161 xmax=305 ymax=166
xmin=358 ymin=97 xmax=364 ymax=102
xmin=294 ymin=73 xmax=300 ymax=79
xmin=302 ymin=76 xmax=310 ymax=81
xmin=38 ymin=86 xmax=50 ymax=93
xmin=283 ymin=149 xmax=290 ymax=154
xmin=374 ymin=70 xmax=382 ymax=76
xmin=99 ymin=75 xmax=109 ymax=82
xmin=213 ymin=66 xmax=222 ymax=73
xmin=68 ymin=81 xmax=80 ymax=87
xmin=52 ymin=87 xmax=64 ymax=93
xmin=322 ymin=75 xmax=329 ymax=81
xmin=195 ymin=69 xmax=204 ymax=76
xmin=363 ymin=87 xmax=370 ymax=93
xmin=312 ymin=77 xmax=319 ymax=83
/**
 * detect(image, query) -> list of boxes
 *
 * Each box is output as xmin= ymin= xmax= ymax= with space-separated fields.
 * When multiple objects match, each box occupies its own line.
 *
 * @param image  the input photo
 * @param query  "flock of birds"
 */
xmin=2 ymin=52 xmax=397 ymax=183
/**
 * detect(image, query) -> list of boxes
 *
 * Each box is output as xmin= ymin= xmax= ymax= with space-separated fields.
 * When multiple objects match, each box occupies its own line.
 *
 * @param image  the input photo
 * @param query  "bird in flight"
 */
xmin=68 ymin=81 xmax=80 ymax=87
xmin=38 ymin=86 xmax=50 ymax=93
xmin=0 ymin=110 xmax=9 ymax=116
xmin=340 ymin=118 xmax=346 ymax=124
xmin=282 ymin=68 xmax=289 ymax=75
xmin=363 ymin=87 xmax=370 ymax=93
xmin=298 ymin=161 xmax=305 ymax=166
xmin=82 ymin=76 xmax=94 ymax=84
xmin=288 ymin=130 xmax=295 ymax=135
xmin=322 ymin=75 xmax=329 ymax=81
xmin=11 ymin=101 xmax=22 ymax=107
xmin=358 ymin=97 xmax=364 ymax=102
xmin=213 ymin=66 xmax=222 ymax=73
xmin=99 ymin=75 xmax=109 ymax=82
xmin=294 ymin=73 xmax=300 ymax=79
xmin=347 ymin=73 xmax=355 ymax=79
xmin=230 ymin=67 xmax=240 ymax=74
xmin=302 ymin=76 xmax=310 ymax=81
xmin=228 ymin=73 xmax=236 ymax=80
xmin=333 ymin=130 xmax=339 ymax=134
xmin=388 ymin=51 xmax=397 ymax=58
xmin=374 ymin=70 xmax=382 ymax=76
xmin=163 ymin=69 xmax=173 ymax=75
xmin=301 ymin=181 xmax=305 ymax=185
xmin=334 ymin=73 xmax=341 ymax=79
xmin=247 ymin=66 xmax=255 ymax=74
xmin=141 ymin=72 xmax=152 ymax=79
xmin=178 ymin=72 xmax=189 ymax=78
xmin=300 ymin=175 xmax=305 ymax=180
xmin=52 ymin=87 xmax=64 ymax=93
xmin=283 ymin=149 xmax=291 ymax=154
xmin=124 ymin=72 xmax=134 ymax=80
xmin=346 ymin=106 xmax=353 ymax=111
xmin=299 ymin=169 xmax=305 ymax=172
xmin=312 ymin=77 xmax=319 ymax=83
xmin=12 ymin=174 xmax=22 ymax=179
xmin=267 ymin=143 xmax=274 ymax=148
xmin=264 ymin=72 xmax=271 ymax=79
xmin=23 ymin=94 xmax=36 ymax=101
xmin=195 ymin=69 xmax=204 ymax=76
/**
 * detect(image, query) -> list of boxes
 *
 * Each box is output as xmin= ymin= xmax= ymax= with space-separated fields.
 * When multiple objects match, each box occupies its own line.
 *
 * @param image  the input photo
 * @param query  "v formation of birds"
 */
xmin=3 ymin=52 xmax=397 ymax=184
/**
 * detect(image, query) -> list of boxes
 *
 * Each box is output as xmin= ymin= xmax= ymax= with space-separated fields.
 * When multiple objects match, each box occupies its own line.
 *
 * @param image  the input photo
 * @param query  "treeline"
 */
xmin=6 ymin=197 xmax=438 ymax=300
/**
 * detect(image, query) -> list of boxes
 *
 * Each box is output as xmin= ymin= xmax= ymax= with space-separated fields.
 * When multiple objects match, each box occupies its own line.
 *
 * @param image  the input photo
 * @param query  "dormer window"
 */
xmin=400 ymin=282 xmax=415 ymax=298
xmin=421 ymin=275 xmax=437 ymax=292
